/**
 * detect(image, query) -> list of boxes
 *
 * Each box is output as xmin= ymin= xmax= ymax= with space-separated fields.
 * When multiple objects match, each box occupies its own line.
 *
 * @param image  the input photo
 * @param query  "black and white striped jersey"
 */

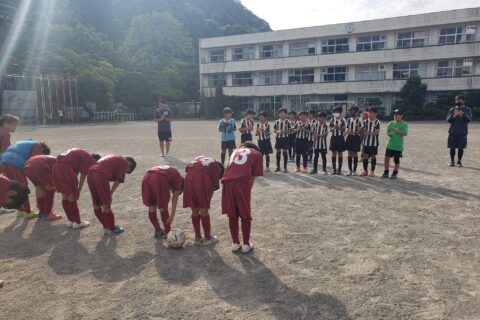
xmin=307 ymin=119 xmax=317 ymax=141
xmin=312 ymin=122 xmax=329 ymax=150
xmin=273 ymin=119 xmax=291 ymax=139
xmin=256 ymin=122 xmax=271 ymax=141
xmin=240 ymin=118 xmax=254 ymax=134
xmin=346 ymin=117 xmax=364 ymax=135
xmin=294 ymin=121 xmax=311 ymax=140
xmin=328 ymin=118 xmax=347 ymax=137
xmin=288 ymin=120 xmax=298 ymax=136
xmin=363 ymin=119 xmax=381 ymax=147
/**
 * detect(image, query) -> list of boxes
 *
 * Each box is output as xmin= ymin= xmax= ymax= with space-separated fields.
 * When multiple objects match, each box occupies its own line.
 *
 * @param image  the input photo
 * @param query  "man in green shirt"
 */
xmin=382 ymin=109 xmax=408 ymax=179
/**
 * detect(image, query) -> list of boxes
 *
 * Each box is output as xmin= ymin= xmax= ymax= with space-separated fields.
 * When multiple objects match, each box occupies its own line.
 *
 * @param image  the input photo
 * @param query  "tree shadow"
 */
xmin=154 ymin=244 xmax=350 ymax=320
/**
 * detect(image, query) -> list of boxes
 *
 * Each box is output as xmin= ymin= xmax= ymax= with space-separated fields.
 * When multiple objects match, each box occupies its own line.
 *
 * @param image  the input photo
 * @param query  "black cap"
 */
xmin=392 ymin=109 xmax=404 ymax=115
xmin=369 ymin=107 xmax=378 ymax=113
xmin=223 ymin=107 xmax=233 ymax=114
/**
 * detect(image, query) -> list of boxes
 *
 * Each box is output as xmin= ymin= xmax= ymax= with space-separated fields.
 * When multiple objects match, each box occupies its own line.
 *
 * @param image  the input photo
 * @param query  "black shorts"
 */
xmin=241 ymin=133 xmax=253 ymax=143
xmin=363 ymin=146 xmax=378 ymax=156
xmin=275 ymin=137 xmax=290 ymax=149
xmin=158 ymin=131 xmax=172 ymax=142
xmin=385 ymin=148 xmax=403 ymax=158
xmin=288 ymin=135 xmax=296 ymax=148
xmin=221 ymin=140 xmax=236 ymax=150
xmin=295 ymin=139 xmax=309 ymax=154
xmin=448 ymin=133 xmax=467 ymax=149
xmin=345 ymin=135 xmax=362 ymax=152
xmin=330 ymin=136 xmax=345 ymax=152
xmin=258 ymin=139 xmax=273 ymax=155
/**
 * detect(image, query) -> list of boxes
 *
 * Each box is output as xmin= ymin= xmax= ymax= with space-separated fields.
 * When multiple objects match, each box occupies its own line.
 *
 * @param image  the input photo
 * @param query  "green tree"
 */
xmin=398 ymin=75 xmax=428 ymax=116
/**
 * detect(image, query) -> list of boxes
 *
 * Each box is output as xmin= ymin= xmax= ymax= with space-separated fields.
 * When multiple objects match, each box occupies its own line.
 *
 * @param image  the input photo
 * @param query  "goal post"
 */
xmin=305 ymin=101 xmax=355 ymax=116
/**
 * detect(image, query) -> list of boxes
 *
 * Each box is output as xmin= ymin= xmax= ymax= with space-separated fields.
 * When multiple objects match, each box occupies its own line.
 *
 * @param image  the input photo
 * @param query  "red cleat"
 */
xmin=360 ymin=170 xmax=368 ymax=176
xmin=294 ymin=167 xmax=301 ymax=173
xmin=301 ymin=167 xmax=308 ymax=173
xmin=369 ymin=171 xmax=375 ymax=177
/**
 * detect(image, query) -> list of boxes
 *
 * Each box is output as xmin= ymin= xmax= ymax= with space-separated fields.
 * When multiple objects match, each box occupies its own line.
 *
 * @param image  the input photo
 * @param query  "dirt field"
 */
xmin=0 ymin=120 xmax=479 ymax=320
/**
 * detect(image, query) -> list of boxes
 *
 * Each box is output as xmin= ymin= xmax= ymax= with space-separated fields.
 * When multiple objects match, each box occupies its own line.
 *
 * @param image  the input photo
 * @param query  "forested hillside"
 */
xmin=0 ymin=0 xmax=270 ymax=111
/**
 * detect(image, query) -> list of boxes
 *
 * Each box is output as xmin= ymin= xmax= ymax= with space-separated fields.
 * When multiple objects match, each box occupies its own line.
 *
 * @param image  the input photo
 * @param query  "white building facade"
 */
xmin=199 ymin=8 xmax=480 ymax=114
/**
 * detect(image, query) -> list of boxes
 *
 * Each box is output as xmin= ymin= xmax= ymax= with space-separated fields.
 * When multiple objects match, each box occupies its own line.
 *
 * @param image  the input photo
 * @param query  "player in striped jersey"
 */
xmin=287 ymin=111 xmax=297 ymax=162
xmin=273 ymin=108 xmax=291 ymax=172
xmin=255 ymin=112 xmax=273 ymax=170
xmin=361 ymin=107 xmax=381 ymax=176
xmin=345 ymin=106 xmax=364 ymax=176
xmin=307 ymin=110 xmax=316 ymax=163
xmin=329 ymin=106 xmax=347 ymax=175
xmin=311 ymin=111 xmax=329 ymax=174
xmin=293 ymin=111 xmax=311 ymax=173
xmin=239 ymin=110 xmax=255 ymax=143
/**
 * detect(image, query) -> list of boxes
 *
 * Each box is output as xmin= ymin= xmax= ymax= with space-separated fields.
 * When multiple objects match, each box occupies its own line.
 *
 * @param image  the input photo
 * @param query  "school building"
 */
xmin=199 ymin=8 xmax=480 ymax=115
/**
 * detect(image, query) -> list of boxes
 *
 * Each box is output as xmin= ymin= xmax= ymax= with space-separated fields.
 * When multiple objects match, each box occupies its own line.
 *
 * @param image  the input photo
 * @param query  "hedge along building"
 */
xmin=199 ymin=8 xmax=480 ymax=115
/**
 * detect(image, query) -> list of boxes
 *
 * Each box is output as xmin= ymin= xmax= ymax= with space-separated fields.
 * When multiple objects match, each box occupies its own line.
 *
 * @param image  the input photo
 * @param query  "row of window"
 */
xmin=207 ymin=25 xmax=478 ymax=62
xmin=206 ymin=59 xmax=475 ymax=87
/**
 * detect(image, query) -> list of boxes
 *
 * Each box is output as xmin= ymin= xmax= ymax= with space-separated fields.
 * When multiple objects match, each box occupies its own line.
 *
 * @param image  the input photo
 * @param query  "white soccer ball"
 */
xmin=166 ymin=229 xmax=185 ymax=248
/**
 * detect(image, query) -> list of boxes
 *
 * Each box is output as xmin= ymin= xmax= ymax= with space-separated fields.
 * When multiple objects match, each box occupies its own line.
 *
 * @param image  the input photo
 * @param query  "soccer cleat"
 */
xmin=0 ymin=279 xmax=4 ymax=288
xmin=352 ymin=171 xmax=358 ymax=176
xmin=72 ymin=221 xmax=90 ymax=229
xmin=449 ymin=161 xmax=455 ymax=167
xmin=16 ymin=211 xmax=26 ymax=218
xmin=112 ymin=226 xmax=124 ymax=234
xmin=274 ymin=168 xmax=281 ymax=172
xmin=201 ymin=236 xmax=219 ymax=246
xmin=241 ymin=242 xmax=254 ymax=254
xmin=24 ymin=211 xmax=38 ymax=219
xmin=166 ymin=154 xmax=171 ymax=158
xmin=283 ymin=168 xmax=289 ymax=173
xmin=390 ymin=174 xmax=398 ymax=180
xmin=294 ymin=167 xmax=301 ymax=173
xmin=309 ymin=169 xmax=318 ymax=174
xmin=457 ymin=161 xmax=463 ymax=167
xmin=194 ymin=237 xmax=203 ymax=245
xmin=360 ymin=170 xmax=368 ymax=176
xmin=323 ymin=170 xmax=328 ymax=175
xmin=161 ymin=154 xmax=165 ymax=158
xmin=347 ymin=171 xmax=353 ymax=176
xmin=336 ymin=171 xmax=342 ymax=176
xmin=104 ymin=226 xmax=124 ymax=236
xmin=369 ymin=171 xmax=375 ymax=177
xmin=332 ymin=169 xmax=337 ymax=175
xmin=231 ymin=243 xmax=241 ymax=252
xmin=37 ymin=213 xmax=49 ymax=220
xmin=47 ymin=212 xmax=62 ymax=221
xmin=301 ymin=167 xmax=308 ymax=173
xmin=154 ymin=229 xmax=166 ymax=239
xmin=381 ymin=173 xmax=389 ymax=179
xmin=66 ymin=221 xmax=73 ymax=228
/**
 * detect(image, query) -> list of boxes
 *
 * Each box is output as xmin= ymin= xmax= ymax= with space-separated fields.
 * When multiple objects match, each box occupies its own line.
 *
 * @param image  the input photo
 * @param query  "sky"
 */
xmin=239 ymin=0 xmax=480 ymax=30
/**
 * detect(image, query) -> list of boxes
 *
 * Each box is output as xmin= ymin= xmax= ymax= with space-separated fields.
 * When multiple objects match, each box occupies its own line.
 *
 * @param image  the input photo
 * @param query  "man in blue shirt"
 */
xmin=218 ymin=107 xmax=237 ymax=166
xmin=447 ymin=95 xmax=472 ymax=167
xmin=154 ymin=98 xmax=173 ymax=157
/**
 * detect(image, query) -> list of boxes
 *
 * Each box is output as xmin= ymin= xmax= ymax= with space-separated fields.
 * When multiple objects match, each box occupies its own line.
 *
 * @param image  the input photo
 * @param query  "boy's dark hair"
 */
xmin=317 ymin=111 xmax=327 ymax=118
xmin=369 ymin=107 xmax=378 ymax=113
xmin=307 ymin=109 xmax=315 ymax=115
xmin=333 ymin=106 xmax=343 ymax=113
xmin=0 ymin=114 xmax=20 ymax=127
xmin=258 ymin=111 xmax=267 ymax=117
xmin=288 ymin=111 xmax=297 ymax=116
xmin=277 ymin=108 xmax=288 ymax=114
xmin=40 ymin=142 xmax=50 ymax=155
xmin=350 ymin=106 xmax=360 ymax=112
xmin=455 ymin=95 xmax=465 ymax=100
xmin=299 ymin=111 xmax=308 ymax=116
xmin=126 ymin=157 xmax=136 ymax=173
xmin=241 ymin=141 xmax=259 ymax=151
xmin=5 ymin=182 xmax=30 ymax=209
xmin=364 ymin=101 xmax=372 ymax=107
xmin=245 ymin=110 xmax=255 ymax=116
xmin=91 ymin=153 xmax=101 ymax=161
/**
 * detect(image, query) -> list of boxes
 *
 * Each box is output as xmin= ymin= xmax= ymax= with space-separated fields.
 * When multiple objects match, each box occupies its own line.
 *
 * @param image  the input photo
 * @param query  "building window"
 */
xmin=288 ymin=68 xmax=315 ymax=84
xmin=289 ymin=40 xmax=316 ymax=56
xmin=393 ymin=62 xmax=426 ymax=79
xmin=396 ymin=31 xmax=429 ymax=48
xmin=207 ymin=74 xmax=226 ymax=88
xmin=436 ymin=59 xmax=474 ymax=77
xmin=232 ymin=72 xmax=253 ymax=86
xmin=232 ymin=46 xmax=254 ymax=61
xmin=355 ymin=64 xmax=386 ymax=81
xmin=322 ymin=66 xmax=347 ymax=82
xmin=259 ymin=44 xmax=283 ymax=59
xmin=259 ymin=96 xmax=283 ymax=114
xmin=240 ymin=98 xmax=254 ymax=110
xmin=321 ymin=38 xmax=349 ymax=54
xmin=259 ymin=71 xmax=283 ymax=85
xmin=439 ymin=26 xmax=476 ymax=45
xmin=356 ymin=35 xmax=386 ymax=51
xmin=209 ymin=49 xmax=225 ymax=63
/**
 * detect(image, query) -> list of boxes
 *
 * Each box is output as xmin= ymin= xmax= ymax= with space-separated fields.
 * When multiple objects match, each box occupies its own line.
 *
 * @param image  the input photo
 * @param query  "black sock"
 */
xmin=265 ymin=155 xmax=270 ymax=168
xmin=353 ymin=157 xmax=358 ymax=171
xmin=321 ymin=152 xmax=327 ymax=171
xmin=296 ymin=154 xmax=301 ymax=167
xmin=332 ymin=157 xmax=337 ymax=170
xmin=363 ymin=159 xmax=368 ymax=171
xmin=313 ymin=151 xmax=319 ymax=171
xmin=276 ymin=151 xmax=281 ymax=169
xmin=450 ymin=148 xmax=455 ymax=162
xmin=392 ymin=170 xmax=398 ymax=175
xmin=221 ymin=153 xmax=225 ymax=165
xmin=458 ymin=149 xmax=464 ymax=161
xmin=384 ymin=169 xmax=389 ymax=175
xmin=283 ymin=151 xmax=288 ymax=169
xmin=347 ymin=157 xmax=353 ymax=171
xmin=371 ymin=158 xmax=377 ymax=171
xmin=338 ymin=157 xmax=343 ymax=172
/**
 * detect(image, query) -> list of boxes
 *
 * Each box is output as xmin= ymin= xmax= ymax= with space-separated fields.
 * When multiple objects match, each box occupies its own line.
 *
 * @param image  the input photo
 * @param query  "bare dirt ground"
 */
xmin=0 ymin=120 xmax=479 ymax=320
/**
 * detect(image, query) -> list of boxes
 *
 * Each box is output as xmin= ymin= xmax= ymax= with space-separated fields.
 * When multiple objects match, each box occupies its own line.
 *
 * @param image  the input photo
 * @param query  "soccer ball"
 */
xmin=166 ymin=229 xmax=185 ymax=248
